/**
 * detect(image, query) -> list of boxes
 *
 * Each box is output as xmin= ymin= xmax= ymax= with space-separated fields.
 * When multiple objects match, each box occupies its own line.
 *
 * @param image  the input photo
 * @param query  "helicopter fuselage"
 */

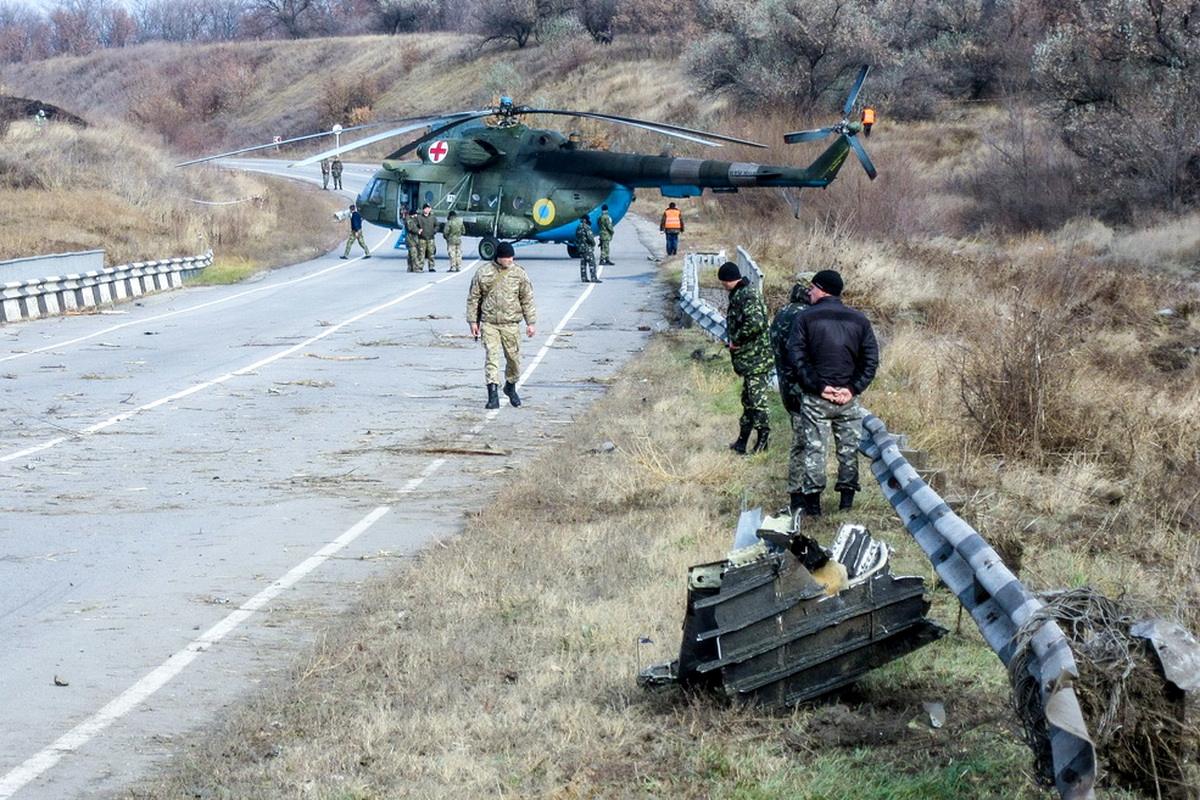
xmin=353 ymin=121 xmax=853 ymax=250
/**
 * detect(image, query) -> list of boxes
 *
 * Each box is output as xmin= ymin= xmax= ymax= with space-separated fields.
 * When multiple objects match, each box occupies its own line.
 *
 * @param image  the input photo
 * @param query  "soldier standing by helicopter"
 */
xmin=330 ymin=156 xmax=344 ymax=190
xmin=443 ymin=210 xmax=465 ymax=272
xmin=598 ymin=205 xmax=615 ymax=265
xmin=466 ymin=242 xmax=537 ymax=409
xmin=660 ymin=202 xmax=684 ymax=256
xmin=417 ymin=203 xmax=439 ymax=272
xmin=405 ymin=210 xmax=422 ymax=272
xmin=576 ymin=214 xmax=600 ymax=283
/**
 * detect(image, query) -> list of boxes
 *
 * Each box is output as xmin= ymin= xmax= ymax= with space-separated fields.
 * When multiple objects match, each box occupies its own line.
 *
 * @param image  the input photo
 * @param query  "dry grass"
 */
xmin=0 ymin=116 xmax=343 ymax=269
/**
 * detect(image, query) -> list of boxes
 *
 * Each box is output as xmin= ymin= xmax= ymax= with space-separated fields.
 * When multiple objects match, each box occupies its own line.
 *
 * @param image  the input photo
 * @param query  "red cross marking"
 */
xmin=428 ymin=141 xmax=449 ymax=163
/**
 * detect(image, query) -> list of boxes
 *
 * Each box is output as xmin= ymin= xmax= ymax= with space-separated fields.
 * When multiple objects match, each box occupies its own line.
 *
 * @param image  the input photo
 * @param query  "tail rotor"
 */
xmin=784 ymin=65 xmax=877 ymax=180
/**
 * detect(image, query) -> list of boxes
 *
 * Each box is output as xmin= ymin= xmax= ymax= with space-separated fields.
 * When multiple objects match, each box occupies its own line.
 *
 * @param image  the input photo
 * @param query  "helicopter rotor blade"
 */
xmin=783 ymin=126 xmax=835 ymax=144
xmin=382 ymin=112 xmax=499 ymax=160
xmin=842 ymin=65 xmax=871 ymax=118
xmin=849 ymin=135 xmax=878 ymax=180
xmin=523 ymin=108 xmax=767 ymax=148
xmin=175 ymin=115 xmax=462 ymax=167
xmin=292 ymin=112 xmax=484 ymax=167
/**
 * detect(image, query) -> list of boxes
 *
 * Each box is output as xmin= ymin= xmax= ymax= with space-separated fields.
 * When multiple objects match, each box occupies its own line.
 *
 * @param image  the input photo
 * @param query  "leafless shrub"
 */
xmin=953 ymin=103 xmax=1085 ymax=234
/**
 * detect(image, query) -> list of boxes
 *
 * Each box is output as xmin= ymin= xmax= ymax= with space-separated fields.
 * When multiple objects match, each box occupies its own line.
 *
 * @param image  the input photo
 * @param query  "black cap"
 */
xmin=422 ymin=203 xmax=431 ymax=209
xmin=717 ymin=261 xmax=741 ymax=282
xmin=811 ymin=269 xmax=843 ymax=296
xmin=495 ymin=242 xmax=515 ymax=259
xmin=448 ymin=210 xmax=456 ymax=217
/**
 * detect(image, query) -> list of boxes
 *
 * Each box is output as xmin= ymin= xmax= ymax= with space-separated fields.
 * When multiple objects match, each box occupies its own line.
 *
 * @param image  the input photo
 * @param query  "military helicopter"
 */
xmin=181 ymin=67 xmax=876 ymax=260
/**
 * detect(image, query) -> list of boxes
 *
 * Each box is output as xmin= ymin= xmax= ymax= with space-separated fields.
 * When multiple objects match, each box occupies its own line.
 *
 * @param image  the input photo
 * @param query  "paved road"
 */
xmin=0 ymin=201 xmax=667 ymax=798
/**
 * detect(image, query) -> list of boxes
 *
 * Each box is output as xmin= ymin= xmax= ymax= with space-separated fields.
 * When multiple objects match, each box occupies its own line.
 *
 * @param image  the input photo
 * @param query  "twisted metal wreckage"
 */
xmin=653 ymin=258 xmax=1200 ymax=799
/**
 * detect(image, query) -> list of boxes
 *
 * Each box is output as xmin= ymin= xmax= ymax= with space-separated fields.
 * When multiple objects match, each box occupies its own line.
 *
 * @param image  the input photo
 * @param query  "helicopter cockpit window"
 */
xmin=363 ymin=179 xmax=385 ymax=206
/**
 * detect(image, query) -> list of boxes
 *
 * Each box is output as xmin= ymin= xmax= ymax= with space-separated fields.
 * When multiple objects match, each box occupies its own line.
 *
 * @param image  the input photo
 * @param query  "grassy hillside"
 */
xmin=3 ymin=34 xmax=1198 ymax=800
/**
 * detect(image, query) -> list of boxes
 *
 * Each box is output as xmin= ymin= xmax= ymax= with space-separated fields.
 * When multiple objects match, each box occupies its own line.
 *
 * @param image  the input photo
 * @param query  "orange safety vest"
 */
xmin=862 ymin=107 xmax=876 ymax=124
xmin=663 ymin=207 xmax=682 ymax=230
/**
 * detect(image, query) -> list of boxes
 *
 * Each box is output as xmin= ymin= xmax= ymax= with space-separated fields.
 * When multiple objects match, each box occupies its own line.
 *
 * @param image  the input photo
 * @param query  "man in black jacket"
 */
xmin=783 ymin=269 xmax=879 ymax=517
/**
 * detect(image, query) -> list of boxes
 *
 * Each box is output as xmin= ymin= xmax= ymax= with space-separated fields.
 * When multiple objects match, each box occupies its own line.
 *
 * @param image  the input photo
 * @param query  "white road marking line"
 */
xmin=0 ymin=276 xmax=440 ymax=464
xmin=0 ymin=506 xmax=391 ymax=800
xmin=0 ymin=240 xmax=392 ymax=364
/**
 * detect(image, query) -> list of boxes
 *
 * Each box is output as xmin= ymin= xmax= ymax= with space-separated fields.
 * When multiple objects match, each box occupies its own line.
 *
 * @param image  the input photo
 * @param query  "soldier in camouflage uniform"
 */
xmin=770 ymin=274 xmax=815 ymax=499
xmin=417 ymin=204 xmax=439 ymax=272
xmin=405 ymin=210 xmax=422 ymax=272
xmin=783 ymin=269 xmax=879 ymax=516
xmin=576 ymin=214 xmax=600 ymax=283
xmin=443 ymin=210 xmax=465 ymax=272
xmin=330 ymin=156 xmax=343 ymax=190
xmin=466 ymin=241 xmax=537 ymax=409
xmin=597 ymin=205 xmax=615 ymax=265
xmin=718 ymin=261 xmax=772 ymax=454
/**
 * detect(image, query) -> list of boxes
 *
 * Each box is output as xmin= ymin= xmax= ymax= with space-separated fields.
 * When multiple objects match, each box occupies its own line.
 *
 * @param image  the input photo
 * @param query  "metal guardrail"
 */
xmin=860 ymin=412 xmax=1096 ymax=800
xmin=678 ymin=248 xmax=770 ymax=345
xmin=679 ymin=251 xmax=728 ymax=341
xmin=0 ymin=251 xmax=214 ymax=324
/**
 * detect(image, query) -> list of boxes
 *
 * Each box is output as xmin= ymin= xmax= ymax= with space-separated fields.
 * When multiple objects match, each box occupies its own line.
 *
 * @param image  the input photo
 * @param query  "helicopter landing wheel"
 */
xmin=479 ymin=236 xmax=500 ymax=261
xmin=566 ymin=244 xmax=580 ymax=259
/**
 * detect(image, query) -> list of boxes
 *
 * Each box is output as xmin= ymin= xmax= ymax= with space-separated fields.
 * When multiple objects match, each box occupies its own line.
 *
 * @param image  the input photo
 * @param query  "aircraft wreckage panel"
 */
xmin=642 ymin=521 xmax=947 ymax=708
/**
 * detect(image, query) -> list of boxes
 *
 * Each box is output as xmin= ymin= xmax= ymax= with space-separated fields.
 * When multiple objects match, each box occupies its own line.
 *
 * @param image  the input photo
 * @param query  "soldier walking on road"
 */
xmin=443 ymin=210 xmax=465 ymax=272
xmin=320 ymin=158 xmax=331 ymax=190
xmin=339 ymin=204 xmax=370 ymax=259
xmin=576 ymin=214 xmax=600 ymax=283
xmin=719 ymin=261 xmax=772 ymax=455
xmin=417 ymin=204 xmax=439 ymax=272
xmin=598 ymin=205 xmax=615 ymax=265
xmin=660 ymin=202 xmax=684 ymax=256
xmin=466 ymin=242 xmax=537 ymax=409
xmin=782 ymin=269 xmax=879 ymax=517
xmin=330 ymin=156 xmax=343 ymax=190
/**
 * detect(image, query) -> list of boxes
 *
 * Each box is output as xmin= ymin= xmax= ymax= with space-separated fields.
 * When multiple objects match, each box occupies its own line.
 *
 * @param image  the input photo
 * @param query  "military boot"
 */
xmin=839 ymin=490 xmax=856 ymax=511
xmin=503 ymin=381 xmax=521 ymax=407
xmin=750 ymin=428 xmax=770 ymax=454
xmin=729 ymin=425 xmax=752 ymax=455
xmin=789 ymin=492 xmax=806 ymax=515
xmin=485 ymin=383 xmax=500 ymax=409
xmin=802 ymin=493 xmax=822 ymax=517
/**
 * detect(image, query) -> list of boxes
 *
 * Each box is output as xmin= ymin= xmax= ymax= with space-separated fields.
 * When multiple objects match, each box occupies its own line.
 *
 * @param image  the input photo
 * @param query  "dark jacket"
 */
xmin=785 ymin=296 xmax=878 ymax=397
xmin=349 ymin=211 xmax=363 ymax=233
xmin=726 ymin=278 xmax=772 ymax=376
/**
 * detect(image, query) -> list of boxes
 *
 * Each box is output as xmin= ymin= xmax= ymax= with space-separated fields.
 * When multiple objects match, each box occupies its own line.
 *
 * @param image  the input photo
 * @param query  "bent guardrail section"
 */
xmin=860 ymin=412 xmax=1097 ymax=800
xmin=0 ymin=250 xmax=213 ymax=324
xmin=679 ymin=251 xmax=728 ymax=342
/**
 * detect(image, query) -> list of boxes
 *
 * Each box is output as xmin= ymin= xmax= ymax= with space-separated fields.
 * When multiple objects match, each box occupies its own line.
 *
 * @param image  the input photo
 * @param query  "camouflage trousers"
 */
xmin=788 ymin=393 xmax=864 ymax=495
xmin=481 ymin=322 xmax=521 ymax=385
xmin=407 ymin=243 xmax=422 ymax=272
xmin=599 ymin=235 xmax=612 ymax=263
xmin=342 ymin=231 xmax=368 ymax=257
xmin=579 ymin=245 xmax=597 ymax=282
xmin=418 ymin=239 xmax=437 ymax=270
xmin=739 ymin=371 xmax=771 ymax=432
xmin=448 ymin=242 xmax=463 ymax=271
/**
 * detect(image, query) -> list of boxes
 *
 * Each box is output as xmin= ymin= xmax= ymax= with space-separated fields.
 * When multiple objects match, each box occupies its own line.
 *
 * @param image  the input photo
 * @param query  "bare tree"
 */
xmin=686 ymin=0 xmax=880 ymax=110
xmin=1033 ymin=0 xmax=1200 ymax=216
xmin=577 ymin=0 xmax=616 ymax=43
